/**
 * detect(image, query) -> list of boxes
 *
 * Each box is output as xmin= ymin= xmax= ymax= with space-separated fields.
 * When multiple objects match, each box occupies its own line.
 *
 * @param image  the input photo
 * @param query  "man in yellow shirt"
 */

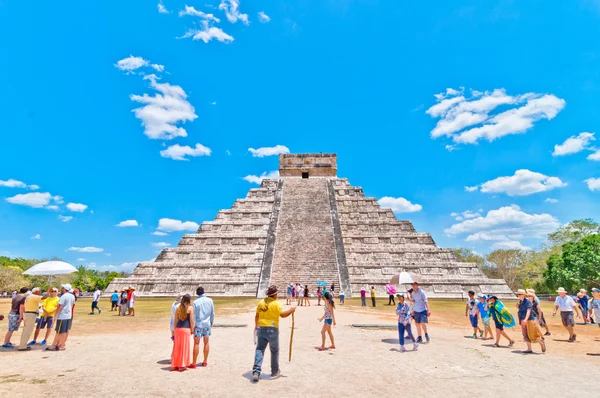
xmin=29 ymin=287 xmax=60 ymax=346
xmin=18 ymin=287 xmax=42 ymax=351
xmin=252 ymin=285 xmax=295 ymax=382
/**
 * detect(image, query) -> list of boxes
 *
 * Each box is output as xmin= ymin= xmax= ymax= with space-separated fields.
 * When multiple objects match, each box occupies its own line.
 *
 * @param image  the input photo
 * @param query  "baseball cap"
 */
xmin=592 ymin=287 xmax=600 ymax=293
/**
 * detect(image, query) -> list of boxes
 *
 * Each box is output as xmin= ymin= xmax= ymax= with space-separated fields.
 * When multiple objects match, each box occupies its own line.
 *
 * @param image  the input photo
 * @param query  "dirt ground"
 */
xmin=1 ymin=297 xmax=599 ymax=398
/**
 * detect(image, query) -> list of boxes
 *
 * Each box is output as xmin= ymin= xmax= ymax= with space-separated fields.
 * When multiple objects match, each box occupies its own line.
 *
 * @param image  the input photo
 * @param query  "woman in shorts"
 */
xmin=318 ymin=292 xmax=336 ymax=351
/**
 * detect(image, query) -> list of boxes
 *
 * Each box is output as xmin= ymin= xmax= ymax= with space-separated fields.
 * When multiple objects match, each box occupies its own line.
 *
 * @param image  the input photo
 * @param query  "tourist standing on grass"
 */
xmin=18 ymin=287 xmax=42 ymax=351
xmin=590 ymin=288 xmax=600 ymax=327
xmin=317 ymin=287 xmax=322 ymax=306
xmin=318 ymin=291 xmax=336 ymax=351
xmin=286 ymin=284 xmax=293 ymax=305
xmin=527 ymin=289 xmax=550 ymax=337
xmin=119 ymin=289 xmax=128 ymax=316
xmin=46 ymin=284 xmax=76 ymax=351
xmin=386 ymin=284 xmax=395 ymax=306
xmin=577 ymin=289 xmax=590 ymax=324
xmin=465 ymin=291 xmax=483 ymax=339
xmin=553 ymin=287 xmax=580 ymax=342
xmin=252 ymin=285 xmax=296 ymax=382
xmin=371 ymin=286 xmax=376 ymax=307
xmin=191 ymin=286 xmax=214 ymax=368
xmin=516 ymin=289 xmax=546 ymax=353
xmin=396 ymin=293 xmax=418 ymax=352
xmin=171 ymin=294 xmax=194 ymax=371
xmin=360 ymin=287 xmax=366 ymax=307
xmin=486 ymin=296 xmax=515 ymax=347
xmin=128 ymin=287 xmax=136 ymax=316
xmin=2 ymin=287 xmax=28 ymax=348
xmin=410 ymin=282 xmax=430 ymax=343
xmin=110 ymin=290 xmax=119 ymax=311
xmin=475 ymin=294 xmax=493 ymax=340
xmin=303 ymin=285 xmax=311 ymax=306
xmin=29 ymin=287 xmax=59 ymax=346
xmin=90 ymin=286 xmax=102 ymax=315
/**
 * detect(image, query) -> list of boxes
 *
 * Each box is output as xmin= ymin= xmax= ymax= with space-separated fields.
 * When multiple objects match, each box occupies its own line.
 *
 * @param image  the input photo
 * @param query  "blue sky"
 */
xmin=1 ymin=0 xmax=599 ymax=271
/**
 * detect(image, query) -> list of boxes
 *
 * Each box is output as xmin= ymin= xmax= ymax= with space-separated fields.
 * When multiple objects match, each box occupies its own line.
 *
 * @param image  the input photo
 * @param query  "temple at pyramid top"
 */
xmin=279 ymin=153 xmax=337 ymax=177
xmin=107 ymin=152 xmax=512 ymax=299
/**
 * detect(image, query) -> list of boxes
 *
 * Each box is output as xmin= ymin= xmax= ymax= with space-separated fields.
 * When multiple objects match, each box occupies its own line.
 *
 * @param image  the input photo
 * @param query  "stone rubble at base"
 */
xmin=106 ymin=153 xmax=513 ymax=299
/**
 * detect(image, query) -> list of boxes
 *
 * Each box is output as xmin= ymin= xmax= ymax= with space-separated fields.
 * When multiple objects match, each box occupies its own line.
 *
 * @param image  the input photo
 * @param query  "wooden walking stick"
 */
xmin=289 ymin=312 xmax=295 ymax=362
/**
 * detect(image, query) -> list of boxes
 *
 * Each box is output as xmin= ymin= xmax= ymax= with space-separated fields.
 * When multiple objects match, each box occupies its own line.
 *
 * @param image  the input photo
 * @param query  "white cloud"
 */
xmin=46 ymin=205 xmax=59 ymax=211
xmin=584 ymin=177 xmax=600 ymax=191
xmin=151 ymin=64 xmax=165 ymax=72
xmin=179 ymin=5 xmax=220 ymax=22
xmin=160 ymin=143 xmax=212 ymax=160
xmin=258 ymin=11 xmax=270 ymax=23
xmin=66 ymin=202 xmax=88 ymax=212
xmin=130 ymin=74 xmax=197 ymax=140
xmin=152 ymin=231 xmax=169 ymax=236
xmin=465 ymin=185 xmax=479 ymax=192
xmin=31 ymin=234 xmax=41 ymax=240
xmin=6 ymin=192 xmax=63 ymax=209
xmin=157 ymin=218 xmax=199 ymax=232
xmin=117 ymin=262 xmax=141 ymax=272
xmin=445 ymin=205 xmax=559 ymax=250
xmin=0 ymin=179 xmax=26 ymax=188
xmin=588 ymin=149 xmax=600 ymax=161
xmin=104 ymin=253 xmax=112 ymax=256
xmin=426 ymin=88 xmax=566 ymax=145
xmin=28 ymin=184 xmax=40 ymax=190
xmin=491 ymin=240 xmax=531 ymax=250
xmin=114 ymin=55 xmax=149 ymax=72
xmin=218 ymin=0 xmax=249 ymax=24
xmin=180 ymin=21 xmax=234 ymax=43
xmin=378 ymin=197 xmax=422 ymax=213
xmin=552 ymin=132 xmax=595 ymax=156
xmin=248 ymin=145 xmax=290 ymax=158
xmin=58 ymin=215 xmax=73 ymax=222
xmin=243 ymin=170 xmax=280 ymax=184
xmin=67 ymin=246 xmax=104 ymax=253
xmin=116 ymin=220 xmax=139 ymax=227
xmin=472 ymin=169 xmax=566 ymax=196
xmin=545 ymin=198 xmax=559 ymax=204
xmin=76 ymin=258 xmax=86 ymax=262
xmin=152 ymin=242 xmax=170 ymax=247
xmin=461 ymin=210 xmax=481 ymax=219
xmin=158 ymin=2 xmax=169 ymax=14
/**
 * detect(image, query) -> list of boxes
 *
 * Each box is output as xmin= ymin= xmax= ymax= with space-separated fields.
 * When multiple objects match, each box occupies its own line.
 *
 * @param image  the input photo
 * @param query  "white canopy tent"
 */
xmin=24 ymin=261 xmax=78 ymax=285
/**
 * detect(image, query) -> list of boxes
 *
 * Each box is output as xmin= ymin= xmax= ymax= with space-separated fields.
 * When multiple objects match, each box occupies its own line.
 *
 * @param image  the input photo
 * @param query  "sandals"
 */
xmin=45 ymin=346 xmax=60 ymax=351
xmin=317 ymin=347 xmax=326 ymax=351
xmin=18 ymin=347 xmax=32 ymax=351
xmin=493 ymin=343 xmax=500 ymax=347
xmin=187 ymin=364 xmax=197 ymax=369
xmin=200 ymin=362 xmax=207 ymax=367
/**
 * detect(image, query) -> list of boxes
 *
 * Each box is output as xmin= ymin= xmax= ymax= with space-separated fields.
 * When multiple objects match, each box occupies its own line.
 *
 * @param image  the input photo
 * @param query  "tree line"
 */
xmin=453 ymin=219 xmax=600 ymax=293
xmin=0 ymin=256 xmax=128 ymax=293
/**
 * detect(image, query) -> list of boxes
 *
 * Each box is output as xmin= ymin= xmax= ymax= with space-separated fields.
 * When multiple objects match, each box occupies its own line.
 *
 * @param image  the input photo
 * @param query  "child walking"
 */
xmin=318 ymin=292 xmax=336 ymax=351
xmin=465 ymin=291 xmax=483 ymax=338
xmin=396 ymin=293 xmax=418 ymax=352
xmin=487 ymin=296 xmax=515 ymax=348
xmin=475 ymin=294 xmax=494 ymax=340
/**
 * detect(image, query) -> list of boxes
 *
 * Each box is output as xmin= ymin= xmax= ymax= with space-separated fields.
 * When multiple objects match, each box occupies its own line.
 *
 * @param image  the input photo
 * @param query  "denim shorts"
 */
xmin=414 ymin=310 xmax=428 ymax=324
xmin=37 ymin=316 xmax=54 ymax=329
xmin=469 ymin=314 xmax=478 ymax=328
xmin=194 ymin=326 xmax=212 ymax=338
xmin=324 ymin=319 xmax=333 ymax=325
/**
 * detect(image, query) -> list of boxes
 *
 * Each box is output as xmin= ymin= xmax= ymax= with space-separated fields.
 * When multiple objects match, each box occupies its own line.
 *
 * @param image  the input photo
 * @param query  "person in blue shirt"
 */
xmin=577 ymin=289 xmax=590 ymax=324
xmin=110 ymin=290 xmax=119 ymax=312
xmin=475 ymin=294 xmax=494 ymax=340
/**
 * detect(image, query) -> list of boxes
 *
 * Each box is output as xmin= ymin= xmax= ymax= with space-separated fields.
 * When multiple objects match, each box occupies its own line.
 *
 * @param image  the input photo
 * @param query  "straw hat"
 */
xmin=515 ymin=289 xmax=527 ymax=295
xmin=556 ymin=287 xmax=567 ymax=293
xmin=526 ymin=288 xmax=536 ymax=297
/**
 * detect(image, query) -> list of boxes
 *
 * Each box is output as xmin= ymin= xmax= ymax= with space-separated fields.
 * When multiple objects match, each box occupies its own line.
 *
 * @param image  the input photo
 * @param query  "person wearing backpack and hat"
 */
xmin=516 ymin=289 xmax=546 ymax=354
xmin=252 ymin=285 xmax=296 ymax=383
xmin=553 ymin=287 xmax=580 ymax=342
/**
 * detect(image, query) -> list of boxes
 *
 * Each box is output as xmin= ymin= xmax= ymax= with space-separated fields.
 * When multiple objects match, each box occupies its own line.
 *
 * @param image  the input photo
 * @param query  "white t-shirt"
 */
xmin=93 ymin=290 xmax=101 ymax=301
xmin=130 ymin=291 xmax=136 ymax=303
xmin=555 ymin=295 xmax=576 ymax=312
xmin=466 ymin=298 xmax=478 ymax=316
xmin=57 ymin=292 xmax=76 ymax=320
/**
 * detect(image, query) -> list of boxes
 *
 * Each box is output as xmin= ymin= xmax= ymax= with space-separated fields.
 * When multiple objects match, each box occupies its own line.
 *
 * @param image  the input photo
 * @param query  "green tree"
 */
xmin=452 ymin=248 xmax=485 ymax=267
xmin=545 ymin=219 xmax=600 ymax=249
xmin=545 ymin=234 xmax=600 ymax=291
xmin=485 ymin=249 xmax=531 ymax=291
xmin=0 ymin=266 xmax=27 ymax=291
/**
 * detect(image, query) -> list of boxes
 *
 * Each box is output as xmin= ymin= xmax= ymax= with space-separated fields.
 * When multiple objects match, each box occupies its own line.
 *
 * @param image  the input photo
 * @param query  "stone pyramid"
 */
xmin=107 ymin=154 xmax=512 ymax=298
